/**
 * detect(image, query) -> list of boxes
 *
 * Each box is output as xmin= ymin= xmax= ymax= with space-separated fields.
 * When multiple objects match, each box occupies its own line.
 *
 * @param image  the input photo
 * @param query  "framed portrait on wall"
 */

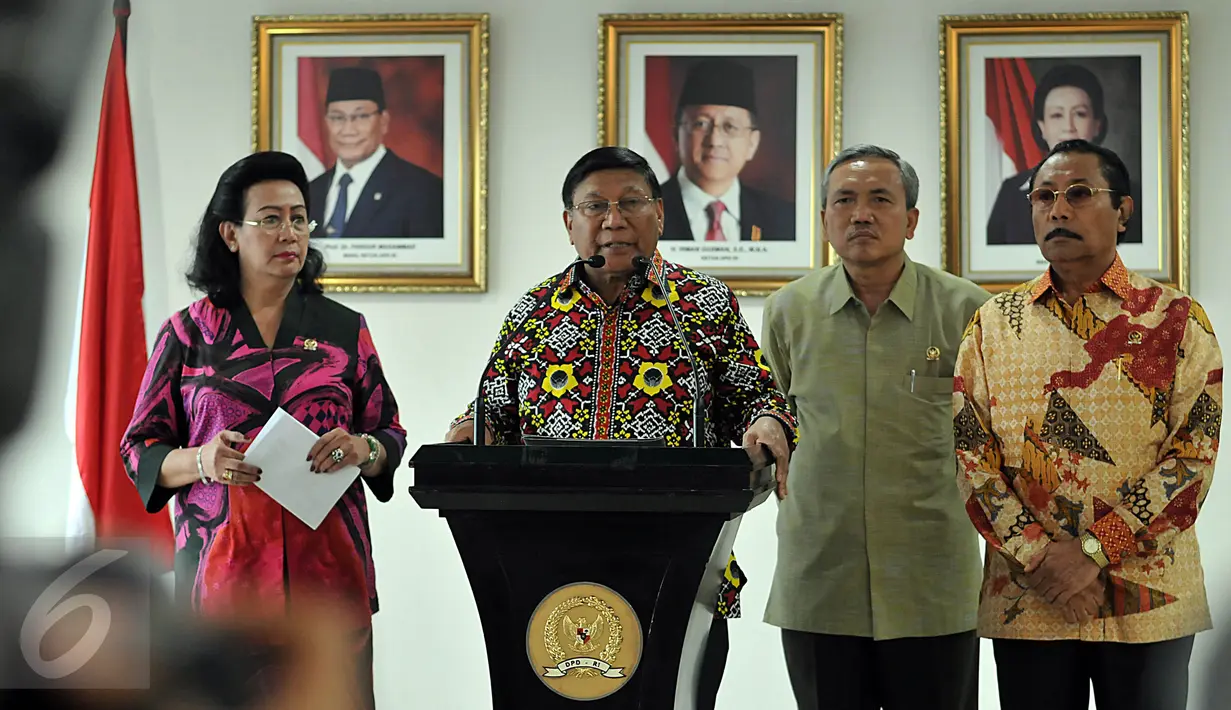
xmin=940 ymin=12 xmax=1189 ymax=292
xmin=253 ymin=14 xmax=488 ymax=292
xmin=599 ymin=13 xmax=843 ymax=296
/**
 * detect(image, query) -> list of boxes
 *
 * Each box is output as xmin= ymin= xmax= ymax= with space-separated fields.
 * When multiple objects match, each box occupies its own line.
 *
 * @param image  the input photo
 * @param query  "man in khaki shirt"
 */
xmin=761 ymin=144 xmax=990 ymax=710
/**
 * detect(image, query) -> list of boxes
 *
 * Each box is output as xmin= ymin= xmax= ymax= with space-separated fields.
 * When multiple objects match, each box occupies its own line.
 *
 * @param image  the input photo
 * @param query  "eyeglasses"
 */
xmin=325 ymin=111 xmax=379 ymax=126
xmin=679 ymin=117 xmax=756 ymax=139
xmin=1027 ymin=184 xmax=1118 ymax=209
xmin=569 ymin=196 xmax=658 ymax=219
xmin=240 ymin=215 xmax=317 ymax=235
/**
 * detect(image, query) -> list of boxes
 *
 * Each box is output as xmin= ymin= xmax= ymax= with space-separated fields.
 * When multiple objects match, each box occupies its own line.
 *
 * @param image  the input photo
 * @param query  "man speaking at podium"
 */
xmin=443 ymin=146 xmax=797 ymax=708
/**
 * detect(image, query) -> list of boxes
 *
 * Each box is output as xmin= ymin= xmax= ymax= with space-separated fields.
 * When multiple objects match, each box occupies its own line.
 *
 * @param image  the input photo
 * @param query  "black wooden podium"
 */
xmin=407 ymin=441 xmax=775 ymax=709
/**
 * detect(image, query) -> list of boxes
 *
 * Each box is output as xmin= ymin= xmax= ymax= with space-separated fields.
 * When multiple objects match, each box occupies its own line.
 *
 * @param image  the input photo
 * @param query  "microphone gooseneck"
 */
xmin=634 ymin=255 xmax=704 ymax=448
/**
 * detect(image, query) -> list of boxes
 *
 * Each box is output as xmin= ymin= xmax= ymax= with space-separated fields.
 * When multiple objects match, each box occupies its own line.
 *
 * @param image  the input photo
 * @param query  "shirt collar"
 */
xmin=333 ymin=144 xmax=387 ymax=186
xmin=677 ymin=169 xmax=741 ymax=221
xmin=823 ymin=267 xmax=855 ymax=315
xmin=823 ymin=254 xmax=918 ymax=320
xmin=886 ymin=255 xmax=918 ymax=320
xmin=555 ymin=249 xmax=666 ymax=294
xmin=1027 ymin=252 xmax=1133 ymax=303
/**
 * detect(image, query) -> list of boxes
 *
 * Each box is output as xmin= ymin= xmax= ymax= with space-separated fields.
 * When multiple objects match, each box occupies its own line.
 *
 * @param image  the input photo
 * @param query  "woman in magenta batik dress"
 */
xmin=120 ymin=151 xmax=405 ymax=708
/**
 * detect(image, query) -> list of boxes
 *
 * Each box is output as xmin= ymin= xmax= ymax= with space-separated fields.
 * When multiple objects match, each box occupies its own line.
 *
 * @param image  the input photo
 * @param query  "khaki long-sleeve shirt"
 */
xmin=761 ymin=256 xmax=990 ymax=639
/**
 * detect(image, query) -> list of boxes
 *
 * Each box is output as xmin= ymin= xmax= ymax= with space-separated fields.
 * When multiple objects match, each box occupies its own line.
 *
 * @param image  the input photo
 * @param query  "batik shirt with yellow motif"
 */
xmin=954 ymin=255 xmax=1222 ymax=642
xmin=452 ymin=253 xmax=798 ymax=618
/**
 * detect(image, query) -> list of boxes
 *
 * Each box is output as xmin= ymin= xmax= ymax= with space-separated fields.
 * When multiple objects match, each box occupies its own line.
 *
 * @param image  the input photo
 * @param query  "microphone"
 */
xmin=628 ymin=254 xmax=649 ymax=290
xmin=471 ymin=254 xmax=605 ymax=445
xmin=633 ymin=255 xmax=704 ymax=449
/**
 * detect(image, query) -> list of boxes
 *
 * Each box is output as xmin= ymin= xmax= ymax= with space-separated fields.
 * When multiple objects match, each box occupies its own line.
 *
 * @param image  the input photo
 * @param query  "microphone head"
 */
xmin=585 ymin=254 xmax=606 ymax=268
xmin=631 ymin=255 xmax=652 ymax=270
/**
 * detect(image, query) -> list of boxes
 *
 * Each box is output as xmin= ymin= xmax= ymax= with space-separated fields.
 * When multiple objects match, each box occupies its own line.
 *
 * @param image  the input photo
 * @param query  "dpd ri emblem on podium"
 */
xmin=526 ymin=582 xmax=644 ymax=700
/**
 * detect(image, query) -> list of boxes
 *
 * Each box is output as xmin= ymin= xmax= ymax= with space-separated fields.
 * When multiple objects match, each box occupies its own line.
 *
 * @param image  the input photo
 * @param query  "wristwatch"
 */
xmin=358 ymin=433 xmax=380 ymax=467
xmin=1079 ymin=531 xmax=1110 ymax=568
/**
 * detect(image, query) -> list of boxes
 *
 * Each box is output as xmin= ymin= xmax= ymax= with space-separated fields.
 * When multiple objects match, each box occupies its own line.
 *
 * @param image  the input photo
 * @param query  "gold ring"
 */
xmin=223 ymin=469 xmax=233 ymax=482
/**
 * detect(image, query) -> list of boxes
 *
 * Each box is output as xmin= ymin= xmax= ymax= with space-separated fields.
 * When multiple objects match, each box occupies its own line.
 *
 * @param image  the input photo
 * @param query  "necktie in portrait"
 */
xmin=325 ymin=172 xmax=352 ymax=237
xmin=705 ymin=200 xmax=727 ymax=241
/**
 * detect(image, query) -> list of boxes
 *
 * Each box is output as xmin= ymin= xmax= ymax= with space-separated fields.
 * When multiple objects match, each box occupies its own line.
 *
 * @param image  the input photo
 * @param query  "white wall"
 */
xmin=5 ymin=0 xmax=1228 ymax=707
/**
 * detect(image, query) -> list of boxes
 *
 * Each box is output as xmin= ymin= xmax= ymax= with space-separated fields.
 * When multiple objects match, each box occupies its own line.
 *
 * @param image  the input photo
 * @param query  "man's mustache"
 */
xmin=1045 ymin=227 xmax=1083 ymax=241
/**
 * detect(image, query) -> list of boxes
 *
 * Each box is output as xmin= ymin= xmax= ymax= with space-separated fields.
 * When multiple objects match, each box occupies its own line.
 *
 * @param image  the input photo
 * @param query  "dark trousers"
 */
xmin=696 ymin=616 xmax=729 ymax=710
xmin=993 ymin=636 xmax=1195 ymax=710
xmin=781 ymin=629 xmax=979 ymax=710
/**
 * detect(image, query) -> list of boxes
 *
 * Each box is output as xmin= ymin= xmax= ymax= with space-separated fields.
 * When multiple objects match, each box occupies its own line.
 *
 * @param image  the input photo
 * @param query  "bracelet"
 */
xmin=358 ymin=433 xmax=380 ymax=467
xmin=196 ymin=447 xmax=210 ymax=485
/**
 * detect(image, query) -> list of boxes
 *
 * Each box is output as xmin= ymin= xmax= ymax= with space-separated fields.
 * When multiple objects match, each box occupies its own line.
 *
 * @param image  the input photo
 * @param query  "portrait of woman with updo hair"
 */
xmin=986 ymin=61 xmax=1143 ymax=246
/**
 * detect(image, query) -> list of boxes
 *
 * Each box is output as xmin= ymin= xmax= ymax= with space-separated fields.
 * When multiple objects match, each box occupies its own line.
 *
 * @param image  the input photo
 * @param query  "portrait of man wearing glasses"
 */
xmin=307 ymin=65 xmax=445 ymax=239
xmin=659 ymin=58 xmax=797 ymax=243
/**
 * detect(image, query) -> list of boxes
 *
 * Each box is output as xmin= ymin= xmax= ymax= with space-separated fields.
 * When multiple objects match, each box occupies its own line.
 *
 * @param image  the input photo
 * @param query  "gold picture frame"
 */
xmin=253 ymin=14 xmax=488 ymax=293
xmin=598 ymin=13 xmax=843 ymax=296
xmin=940 ymin=12 xmax=1189 ymax=292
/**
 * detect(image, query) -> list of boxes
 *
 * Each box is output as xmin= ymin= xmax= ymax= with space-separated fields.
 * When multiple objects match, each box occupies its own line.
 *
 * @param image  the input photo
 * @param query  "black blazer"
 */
xmin=658 ymin=177 xmax=796 ymax=242
xmin=986 ymin=169 xmax=1142 ymax=246
xmin=309 ymin=149 xmax=445 ymax=238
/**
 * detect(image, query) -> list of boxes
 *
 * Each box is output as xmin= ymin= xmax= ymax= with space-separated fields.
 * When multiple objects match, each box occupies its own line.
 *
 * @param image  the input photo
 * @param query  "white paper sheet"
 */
xmin=247 ymin=407 xmax=360 ymax=530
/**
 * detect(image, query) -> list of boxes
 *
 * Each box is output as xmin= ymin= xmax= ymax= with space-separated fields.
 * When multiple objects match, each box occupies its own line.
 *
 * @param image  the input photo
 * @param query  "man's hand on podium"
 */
xmin=444 ymin=419 xmax=496 ymax=444
xmin=742 ymin=416 xmax=791 ymax=499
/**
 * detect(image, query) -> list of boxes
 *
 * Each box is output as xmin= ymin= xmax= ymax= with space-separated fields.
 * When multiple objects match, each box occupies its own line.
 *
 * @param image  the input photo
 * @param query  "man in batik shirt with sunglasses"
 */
xmin=955 ymin=139 xmax=1222 ymax=710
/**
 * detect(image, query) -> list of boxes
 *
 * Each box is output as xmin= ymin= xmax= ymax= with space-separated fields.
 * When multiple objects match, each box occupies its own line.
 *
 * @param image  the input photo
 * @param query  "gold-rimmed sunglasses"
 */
xmin=1026 ymin=184 xmax=1118 ymax=209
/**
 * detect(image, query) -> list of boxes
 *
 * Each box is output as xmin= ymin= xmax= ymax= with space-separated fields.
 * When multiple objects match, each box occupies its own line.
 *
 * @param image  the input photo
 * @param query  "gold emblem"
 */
xmin=926 ymin=346 xmax=941 ymax=361
xmin=303 ymin=338 xmax=318 ymax=351
xmin=1127 ymin=330 xmax=1143 ymax=345
xmin=526 ymin=582 xmax=642 ymax=700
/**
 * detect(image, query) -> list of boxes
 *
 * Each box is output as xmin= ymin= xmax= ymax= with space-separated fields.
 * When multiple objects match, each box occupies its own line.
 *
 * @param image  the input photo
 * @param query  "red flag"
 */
xmin=68 ymin=14 xmax=173 ymax=565
xmin=985 ymin=57 xmax=1046 ymax=173
xmin=297 ymin=58 xmax=328 ymax=166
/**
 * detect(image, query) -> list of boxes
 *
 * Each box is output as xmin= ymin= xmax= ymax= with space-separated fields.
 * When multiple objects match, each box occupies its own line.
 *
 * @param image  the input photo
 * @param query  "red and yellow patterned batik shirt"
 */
xmin=954 ymin=254 xmax=1222 ymax=642
xmin=452 ymin=252 xmax=797 ymax=619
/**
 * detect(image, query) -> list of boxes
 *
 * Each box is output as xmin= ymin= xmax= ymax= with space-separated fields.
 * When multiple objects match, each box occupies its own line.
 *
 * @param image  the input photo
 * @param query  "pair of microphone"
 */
xmin=470 ymin=252 xmax=704 ymax=448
